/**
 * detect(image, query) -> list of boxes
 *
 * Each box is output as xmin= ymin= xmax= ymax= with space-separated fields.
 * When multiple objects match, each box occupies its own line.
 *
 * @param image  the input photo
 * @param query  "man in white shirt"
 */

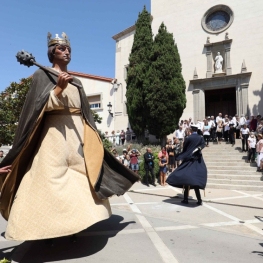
xmin=239 ymin=114 xmax=246 ymax=126
xmin=175 ymin=126 xmax=185 ymax=141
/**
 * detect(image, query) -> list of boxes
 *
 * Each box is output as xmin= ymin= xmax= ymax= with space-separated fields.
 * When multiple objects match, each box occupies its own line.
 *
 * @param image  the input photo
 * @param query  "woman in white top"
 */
xmin=240 ymin=124 xmax=250 ymax=152
xmin=247 ymin=132 xmax=256 ymax=163
xmin=203 ymin=120 xmax=211 ymax=146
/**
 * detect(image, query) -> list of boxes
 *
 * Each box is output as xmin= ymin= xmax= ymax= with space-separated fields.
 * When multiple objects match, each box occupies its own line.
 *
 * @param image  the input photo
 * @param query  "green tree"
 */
xmin=0 ymin=78 xmax=102 ymax=145
xmin=126 ymin=6 xmax=153 ymax=142
xmin=145 ymin=23 xmax=186 ymax=145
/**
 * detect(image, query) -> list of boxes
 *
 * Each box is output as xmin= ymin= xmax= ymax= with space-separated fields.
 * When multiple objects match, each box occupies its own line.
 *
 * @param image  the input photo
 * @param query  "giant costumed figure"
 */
xmin=166 ymin=125 xmax=207 ymax=205
xmin=0 ymin=32 xmax=139 ymax=241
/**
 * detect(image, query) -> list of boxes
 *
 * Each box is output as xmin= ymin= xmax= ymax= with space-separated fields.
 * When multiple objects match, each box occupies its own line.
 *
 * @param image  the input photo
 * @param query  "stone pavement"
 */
xmin=0 ymin=182 xmax=262 ymax=262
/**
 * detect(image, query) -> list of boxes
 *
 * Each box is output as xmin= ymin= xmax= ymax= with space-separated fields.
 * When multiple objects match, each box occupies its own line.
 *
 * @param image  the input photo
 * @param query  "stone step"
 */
xmin=208 ymin=178 xmax=263 ymax=186
xmin=203 ymin=154 xmax=247 ymax=161
xmin=205 ymin=162 xmax=257 ymax=167
xmin=208 ymin=173 xmax=262 ymax=180
xmin=207 ymin=169 xmax=260 ymax=175
xmin=207 ymin=165 xmax=257 ymax=174
xmin=206 ymin=183 xmax=263 ymax=191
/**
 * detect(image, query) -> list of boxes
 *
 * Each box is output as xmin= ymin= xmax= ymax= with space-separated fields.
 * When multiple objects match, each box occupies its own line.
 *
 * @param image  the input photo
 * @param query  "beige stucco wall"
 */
xmin=151 ymin=0 xmax=263 ymax=118
xmin=114 ymin=30 xmax=135 ymax=131
xmin=74 ymin=75 xmax=114 ymax=133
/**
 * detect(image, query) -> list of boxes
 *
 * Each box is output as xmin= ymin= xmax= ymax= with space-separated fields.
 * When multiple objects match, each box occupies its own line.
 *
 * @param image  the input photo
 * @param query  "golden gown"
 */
xmin=5 ymin=84 xmax=111 ymax=240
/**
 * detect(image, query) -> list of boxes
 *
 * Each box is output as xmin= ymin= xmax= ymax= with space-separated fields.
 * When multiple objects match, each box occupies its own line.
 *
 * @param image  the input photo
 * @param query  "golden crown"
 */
xmin=47 ymin=32 xmax=70 ymax=47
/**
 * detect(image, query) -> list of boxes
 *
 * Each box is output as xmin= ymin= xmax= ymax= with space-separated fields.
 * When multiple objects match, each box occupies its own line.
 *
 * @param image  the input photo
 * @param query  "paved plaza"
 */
xmin=0 ymin=181 xmax=262 ymax=262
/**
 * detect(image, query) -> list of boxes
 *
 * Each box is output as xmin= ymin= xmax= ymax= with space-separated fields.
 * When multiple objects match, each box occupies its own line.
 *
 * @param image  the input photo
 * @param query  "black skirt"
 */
xmin=166 ymin=156 xmax=207 ymax=189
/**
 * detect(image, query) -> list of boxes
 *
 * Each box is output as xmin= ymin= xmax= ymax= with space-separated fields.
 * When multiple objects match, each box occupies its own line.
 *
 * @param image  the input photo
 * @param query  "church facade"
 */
xmin=113 ymin=0 xmax=263 ymax=124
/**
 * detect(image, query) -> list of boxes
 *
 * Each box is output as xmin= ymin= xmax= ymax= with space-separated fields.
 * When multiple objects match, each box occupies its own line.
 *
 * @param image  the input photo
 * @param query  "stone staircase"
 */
xmin=202 ymin=139 xmax=263 ymax=191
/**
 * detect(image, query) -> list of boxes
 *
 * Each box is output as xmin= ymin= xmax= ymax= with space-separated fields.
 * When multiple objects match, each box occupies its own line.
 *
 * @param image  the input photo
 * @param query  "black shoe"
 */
xmin=152 ymin=183 xmax=156 ymax=187
xmin=146 ymin=183 xmax=149 ymax=187
xmin=196 ymin=200 xmax=203 ymax=205
xmin=181 ymin=199 xmax=188 ymax=204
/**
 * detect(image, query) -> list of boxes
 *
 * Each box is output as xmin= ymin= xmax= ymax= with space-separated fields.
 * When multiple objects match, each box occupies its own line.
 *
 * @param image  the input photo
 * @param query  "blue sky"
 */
xmin=0 ymin=0 xmax=150 ymax=91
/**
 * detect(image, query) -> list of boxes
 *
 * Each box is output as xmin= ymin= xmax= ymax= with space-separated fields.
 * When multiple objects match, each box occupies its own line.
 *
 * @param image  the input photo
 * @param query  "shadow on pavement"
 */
xmin=252 ymin=242 xmax=263 ymax=257
xmin=10 ymin=214 xmax=134 ymax=263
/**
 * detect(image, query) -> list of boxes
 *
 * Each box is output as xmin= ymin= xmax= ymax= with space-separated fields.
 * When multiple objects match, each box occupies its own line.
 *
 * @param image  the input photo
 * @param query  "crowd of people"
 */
xmin=104 ymin=127 xmax=136 ymax=145
xmin=105 ymin=112 xmax=263 ymax=185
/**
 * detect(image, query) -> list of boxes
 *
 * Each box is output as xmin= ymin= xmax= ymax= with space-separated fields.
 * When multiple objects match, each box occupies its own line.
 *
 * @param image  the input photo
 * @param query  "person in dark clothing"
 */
xmin=166 ymin=125 xmax=207 ymax=205
xmin=229 ymin=123 xmax=235 ymax=146
xmin=144 ymin=148 xmax=155 ymax=186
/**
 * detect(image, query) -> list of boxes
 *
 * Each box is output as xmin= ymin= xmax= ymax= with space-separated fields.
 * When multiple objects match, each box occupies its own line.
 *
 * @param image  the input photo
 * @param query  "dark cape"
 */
xmin=166 ymin=133 xmax=207 ymax=189
xmin=0 ymin=68 xmax=139 ymax=220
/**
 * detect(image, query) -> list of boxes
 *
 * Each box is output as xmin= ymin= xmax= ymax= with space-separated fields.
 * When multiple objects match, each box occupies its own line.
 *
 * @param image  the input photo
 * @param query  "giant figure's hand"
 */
xmin=0 ymin=165 xmax=11 ymax=175
xmin=54 ymin=72 xmax=73 ymax=96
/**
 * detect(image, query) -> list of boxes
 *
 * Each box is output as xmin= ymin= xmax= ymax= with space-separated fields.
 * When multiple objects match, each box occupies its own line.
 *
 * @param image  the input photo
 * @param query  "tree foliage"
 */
xmin=126 ymin=6 xmax=153 ymax=140
xmin=145 ymin=23 xmax=186 ymax=142
xmin=0 ymin=77 xmax=102 ymax=145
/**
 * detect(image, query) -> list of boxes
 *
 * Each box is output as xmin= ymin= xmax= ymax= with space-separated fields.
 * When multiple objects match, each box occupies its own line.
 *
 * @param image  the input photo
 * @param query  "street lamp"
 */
xmin=107 ymin=102 xmax=113 ymax=117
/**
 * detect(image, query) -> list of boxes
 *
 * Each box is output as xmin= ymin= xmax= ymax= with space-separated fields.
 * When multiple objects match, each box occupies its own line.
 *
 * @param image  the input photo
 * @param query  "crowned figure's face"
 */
xmin=53 ymin=45 xmax=71 ymax=65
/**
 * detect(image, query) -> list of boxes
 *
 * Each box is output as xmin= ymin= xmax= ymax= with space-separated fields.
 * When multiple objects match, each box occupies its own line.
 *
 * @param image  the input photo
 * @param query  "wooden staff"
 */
xmin=16 ymin=50 xmax=82 ymax=89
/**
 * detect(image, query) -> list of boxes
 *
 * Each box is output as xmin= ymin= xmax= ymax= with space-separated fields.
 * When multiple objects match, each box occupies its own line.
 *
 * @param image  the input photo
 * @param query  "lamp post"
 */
xmin=107 ymin=102 xmax=113 ymax=117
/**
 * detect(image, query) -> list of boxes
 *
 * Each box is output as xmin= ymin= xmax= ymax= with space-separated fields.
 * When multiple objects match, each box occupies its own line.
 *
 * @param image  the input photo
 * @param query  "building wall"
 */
xmin=73 ymin=74 xmax=114 ymax=133
xmin=114 ymin=30 xmax=135 ymax=131
xmin=151 ymin=0 xmax=263 ymax=118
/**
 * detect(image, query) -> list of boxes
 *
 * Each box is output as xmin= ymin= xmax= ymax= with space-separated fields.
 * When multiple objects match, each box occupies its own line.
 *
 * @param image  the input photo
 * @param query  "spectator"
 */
xmin=245 ymin=115 xmax=250 ymax=128
xmin=109 ymin=130 xmax=115 ymax=144
xmin=173 ymin=138 xmax=182 ymax=168
xmin=0 ymin=151 xmax=4 ymax=163
xmin=257 ymin=115 xmax=262 ymax=128
xmin=166 ymin=139 xmax=175 ymax=172
xmin=250 ymin=116 xmax=257 ymax=131
xmin=126 ymin=128 xmax=132 ymax=143
xmin=229 ymin=123 xmax=235 ymax=146
xmin=247 ymin=132 xmax=256 ymax=163
xmin=159 ymin=152 xmax=168 ymax=186
xmin=216 ymin=120 xmax=223 ymax=144
xmin=120 ymin=130 xmax=125 ymax=145
xmin=240 ymin=124 xmax=249 ymax=152
xmin=144 ymin=148 xmax=155 ymax=186
xmin=208 ymin=116 xmax=216 ymax=142
xmin=129 ymin=149 xmax=141 ymax=174
xmin=158 ymin=146 xmax=168 ymax=160
xmin=257 ymin=120 xmax=263 ymax=135
xmin=131 ymin=129 xmax=136 ymax=142
xmin=235 ymin=116 xmax=241 ymax=139
xmin=115 ymin=130 xmax=120 ymax=146
xmin=175 ymin=126 xmax=185 ymax=148
xmin=123 ymin=152 xmax=130 ymax=169
xmin=216 ymin=113 xmax=223 ymax=124
xmin=256 ymin=134 xmax=263 ymax=172
xmin=203 ymin=119 xmax=211 ymax=147
xmin=239 ymin=114 xmax=246 ymax=127
xmin=111 ymin=148 xmax=122 ymax=162
xmin=223 ymin=118 xmax=230 ymax=142
xmin=104 ymin=131 xmax=109 ymax=140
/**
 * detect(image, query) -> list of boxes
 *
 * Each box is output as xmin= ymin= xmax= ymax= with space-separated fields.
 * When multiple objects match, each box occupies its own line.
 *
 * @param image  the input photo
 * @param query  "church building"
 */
xmin=112 ymin=0 xmax=263 ymax=125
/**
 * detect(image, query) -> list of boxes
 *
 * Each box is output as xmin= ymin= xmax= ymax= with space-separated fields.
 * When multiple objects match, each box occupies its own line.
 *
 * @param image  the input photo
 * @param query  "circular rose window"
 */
xmin=201 ymin=5 xmax=234 ymax=34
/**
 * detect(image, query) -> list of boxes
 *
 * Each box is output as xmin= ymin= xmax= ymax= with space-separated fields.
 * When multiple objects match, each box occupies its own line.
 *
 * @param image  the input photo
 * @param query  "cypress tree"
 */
xmin=126 ymin=6 xmax=153 ymax=141
xmin=145 ymin=23 xmax=186 ymax=144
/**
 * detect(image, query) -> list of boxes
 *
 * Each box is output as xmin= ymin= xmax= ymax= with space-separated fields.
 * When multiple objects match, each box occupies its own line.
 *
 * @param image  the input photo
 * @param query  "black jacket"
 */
xmin=144 ymin=152 xmax=155 ymax=169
